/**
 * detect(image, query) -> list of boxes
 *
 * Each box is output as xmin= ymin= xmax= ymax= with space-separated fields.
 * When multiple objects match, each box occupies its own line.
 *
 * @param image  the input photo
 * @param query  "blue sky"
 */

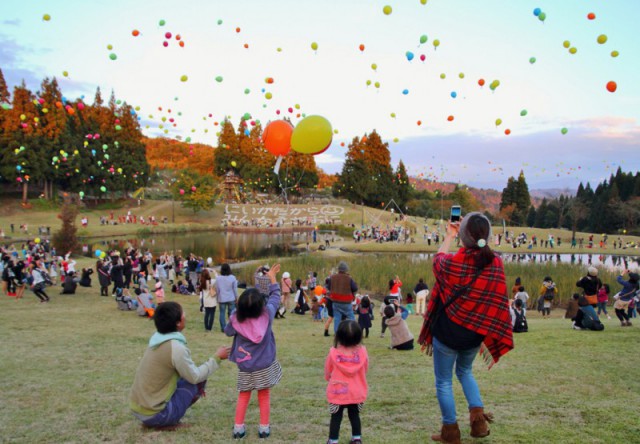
xmin=1 ymin=0 xmax=638 ymax=190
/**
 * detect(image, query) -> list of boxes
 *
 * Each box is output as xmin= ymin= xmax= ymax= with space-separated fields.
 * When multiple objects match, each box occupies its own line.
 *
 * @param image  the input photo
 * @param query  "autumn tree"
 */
xmin=52 ymin=204 xmax=79 ymax=254
xmin=0 ymin=68 xmax=9 ymax=103
xmin=170 ymin=169 xmax=216 ymax=213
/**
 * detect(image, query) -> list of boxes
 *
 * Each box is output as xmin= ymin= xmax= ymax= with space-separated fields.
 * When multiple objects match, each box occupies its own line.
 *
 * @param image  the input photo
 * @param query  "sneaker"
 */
xmin=571 ymin=322 xmax=582 ymax=330
xmin=258 ymin=426 xmax=270 ymax=439
xmin=233 ymin=426 xmax=246 ymax=439
xmin=351 ymin=439 xmax=363 ymax=444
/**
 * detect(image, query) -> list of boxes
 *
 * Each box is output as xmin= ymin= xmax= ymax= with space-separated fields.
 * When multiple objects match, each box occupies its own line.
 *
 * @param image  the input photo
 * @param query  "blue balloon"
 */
xmin=244 ymin=129 xmax=250 ymax=136
xmin=16 ymin=165 xmax=22 ymax=171
xmin=533 ymin=7 xmax=541 ymax=16
xmin=95 ymin=249 xmax=102 ymax=257
xmin=406 ymin=51 xmax=414 ymax=61
xmin=451 ymin=91 xmax=457 ymax=98
xmin=402 ymin=89 xmax=409 ymax=95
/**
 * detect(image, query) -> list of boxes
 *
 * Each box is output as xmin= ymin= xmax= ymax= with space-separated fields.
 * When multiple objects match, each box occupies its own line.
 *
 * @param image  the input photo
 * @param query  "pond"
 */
xmin=79 ymin=231 xmax=315 ymax=264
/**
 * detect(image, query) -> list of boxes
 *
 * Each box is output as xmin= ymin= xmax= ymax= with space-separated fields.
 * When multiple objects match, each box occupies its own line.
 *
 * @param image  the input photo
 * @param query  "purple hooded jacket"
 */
xmin=225 ymin=283 xmax=280 ymax=372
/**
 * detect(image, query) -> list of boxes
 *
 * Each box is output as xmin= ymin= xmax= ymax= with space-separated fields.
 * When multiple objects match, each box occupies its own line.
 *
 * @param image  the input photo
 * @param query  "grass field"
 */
xmin=1 ymin=279 xmax=639 ymax=444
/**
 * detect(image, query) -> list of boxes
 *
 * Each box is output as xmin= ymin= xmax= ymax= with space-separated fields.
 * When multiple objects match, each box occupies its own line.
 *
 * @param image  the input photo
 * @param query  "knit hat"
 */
xmin=458 ymin=212 xmax=492 ymax=248
xmin=588 ymin=266 xmax=598 ymax=276
xmin=338 ymin=261 xmax=349 ymax=273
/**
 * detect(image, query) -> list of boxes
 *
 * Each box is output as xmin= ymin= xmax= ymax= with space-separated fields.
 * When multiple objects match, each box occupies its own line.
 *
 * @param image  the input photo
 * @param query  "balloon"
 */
xmin=587 ymin=12 xmax=596 ymax=20
xmin=420 ymin=0 xmax=427 ymax=4
xmin=478 ymin=78 xmax=485 ymax=87
xmin=433 ymin=39 xmax=440 ymax=49
xmin=100 ymin=252 xmax=107 ymax=259
xmin=236 ymin=27 xmax=241 ymax=33
xmin=163 ymin=41 xmax=169 ymax=47
xmin=159 ymin=19 xmax=166 ymax=26
xmin=366 ymin=80 xmax=371 ymax=86
xmin=447 ymin=115 xmax=454 ymax=122
xmin=406 ymin=51 xmax=414 ymax=61
xmin=504 ymin=129 xmax=511 ymax=135
xmin=180 ymin=75 xmax=188 ymax=82
xmin=402 ymin=89 xmax=409 ymax=95
xmin=374 ymin=81 xmax=380 ymax=88
xmin=383 ymin=5 xmax=392 ymax=15
xmin=458 ymin=72 xmax=465 ymax=79
xmin=520 ymin=109 xmax=528 ymax=116
xmin=606 ymin=81 xmax=617 ymax=93
xmin=107 ymin=44 xmax=113 ymax=50
xmin=563 ymin=40 xmax=570 ymax=48
xmin=597 ymin=34 xmax=607 ymax=44
xmin=489 ymin=80 xmax=500 ymax=91
xmin=165 ymin=32 xmax=172 ymax=39
xmin=132 ymin=29 xmax=140 ymax=37
xmin=179 ymin=189 xmax=185 ymax=195
xmin=291 ymin=115 xmax=333 ymax=155
xmin=79 ymin=191 xmax=84 ymax=198
xmin=538 ymin=12 xmax=546 ymax=22
xmin=215 ymin=76 xmax=223 ymax=82
xmin=262 ymin=120 xmax=294 ymax=156
xmin=569 ymin=47 xmax=577 ymax=54
xmin=420 ymin=54 xmax=426 ymax=62
xmin=244 ymin=88 xmax=251 ymax=94
xmin=311 ymin=42 xmax=318 ymax=51
xmin=371 ymin=63 xmax=377 ymax=71
xmin=440 ymin=73 xmax=446 ymax=79
xmin=495 ymin=118 xmax=502 ymax=126
xmin=207 ymin=257 xmax=213 ymax=265
xmin=420 ymin=35 xmax=428 ymax=44
xmin=314 ymin=286 xmax=324 ymax=296
xmin=63 ymin=70 xmax=69 ymax=77
xmin=109 ymin=53 xmax=117 ymax=60
xmin=611 ymin=50 xmax=619 ymax=58
xmin=100 ymin=186 xmax=107 ymax=192
xmin=95 ymin=250 xmax=102 ymax=257
xmin=231 ymin=161 xmax=237 ymax=167
xmin=450 ymin=91 xmax=457 ymax=98
xmin=533 ymin=7 xmax=541 ymax=16
xmin=43 ymin=14 xmax=51 ymax=21
xmin=390 ymin=112 xmax=396 ymax=118
xmin=359 ymin=44 xmax=365 ymax=52
xmin=265 ymin=77 xmax=274 ymax=84
xmin=217 ymin=19 xmax=223 ymax=25
xmin=561 ymin=128 xmax=568 ymax=135
xmin=529 ymin=57 xmax=536 ymax=64
xmin=265 ymin=92 xmax=273 ymax=100
xmin=191 ymin=186 xmax=197 ymax=192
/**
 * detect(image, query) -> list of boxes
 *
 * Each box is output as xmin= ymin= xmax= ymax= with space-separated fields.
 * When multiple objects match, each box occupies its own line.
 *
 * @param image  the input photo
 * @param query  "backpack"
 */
xmin=513 ymin=309 xmax=528 ymax=333
xmin=543 ymin=287 xmax=555 ymax=301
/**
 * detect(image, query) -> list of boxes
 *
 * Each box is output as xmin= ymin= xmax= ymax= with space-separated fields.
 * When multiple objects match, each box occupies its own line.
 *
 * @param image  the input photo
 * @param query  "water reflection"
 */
xmin=80 ymin=231 xmax=308 ymax=263
xmin=409 ymin=252 xmax=640 ymax=271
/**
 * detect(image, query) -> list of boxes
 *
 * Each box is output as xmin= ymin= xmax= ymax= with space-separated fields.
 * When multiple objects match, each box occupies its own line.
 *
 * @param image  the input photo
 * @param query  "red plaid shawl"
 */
xmin=418 ymin=248 xmax=513 ymax=368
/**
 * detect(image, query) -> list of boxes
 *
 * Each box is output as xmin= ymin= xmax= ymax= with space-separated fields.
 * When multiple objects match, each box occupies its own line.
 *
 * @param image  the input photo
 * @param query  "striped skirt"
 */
xmin=237 ymin=360 xmax=282 ymax=392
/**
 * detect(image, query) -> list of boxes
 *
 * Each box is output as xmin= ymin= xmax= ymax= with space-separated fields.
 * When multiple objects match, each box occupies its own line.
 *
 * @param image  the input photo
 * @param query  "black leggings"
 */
xmin=329 ymin=404 xmax=361 ymax=441
xmin=204 ymin=307 xmax=216 ymax=331
xmin=33 ymin=288 xmax=49 ymax=301
xmin=615 ymin=308 xmax=630 ymax=322
xmin=100 ymin=285 xmax=109 ymax=296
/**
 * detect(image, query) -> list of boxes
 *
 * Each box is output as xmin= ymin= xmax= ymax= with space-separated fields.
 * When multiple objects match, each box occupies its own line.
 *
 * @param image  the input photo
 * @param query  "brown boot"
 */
xmin=431 ymin=423 xmax=461 ymax=443
xmin=469 ymin=407 xmax=494 ymax=438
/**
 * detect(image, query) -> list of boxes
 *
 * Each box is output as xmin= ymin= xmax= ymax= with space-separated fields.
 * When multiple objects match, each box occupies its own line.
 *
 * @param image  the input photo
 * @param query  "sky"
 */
xmin=1 ymin=0 xmax=639 ymax=191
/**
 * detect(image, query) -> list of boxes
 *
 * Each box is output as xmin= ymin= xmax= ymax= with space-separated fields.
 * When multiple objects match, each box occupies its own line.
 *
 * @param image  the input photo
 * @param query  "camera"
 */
xmin=450 ymin=205 xmax=461 ymax=222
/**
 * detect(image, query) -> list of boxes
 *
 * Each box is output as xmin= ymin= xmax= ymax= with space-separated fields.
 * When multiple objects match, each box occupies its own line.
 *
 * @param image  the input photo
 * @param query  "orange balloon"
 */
xmin=262 ymin=120 xmax=294 ymax=156
xmin=447 ymin=115 xmax=454 ymax=121
xmin=505 ymin=129 xmax=511 ymax=135
xmin=587 ymin=12 xmax=596 ymax=20
xmin=244 ymin=43 xmax=249 ymax=49
xmin=314 ymin=285 xmax=324 ymax=296
xmin=417 ymin=120 xmax=422 ymax=126
xmin=179 ymin=41 xmax=185 ymax=47
xmin=132 ymin=29 xmax=140 ymax=37
xmin=359 ymin=44 xmax=365 ymax=52
xmin=606 ymin=81 xmax=617 ymax=93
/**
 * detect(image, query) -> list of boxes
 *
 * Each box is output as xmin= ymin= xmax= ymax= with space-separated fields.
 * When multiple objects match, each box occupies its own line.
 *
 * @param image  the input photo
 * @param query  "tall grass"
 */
xmin=235 ymin=255 xmax=620 ymax=307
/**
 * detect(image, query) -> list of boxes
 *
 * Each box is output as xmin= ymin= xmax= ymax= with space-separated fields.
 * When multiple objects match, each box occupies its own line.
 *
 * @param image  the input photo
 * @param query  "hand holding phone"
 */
xmin=450 ymin=205 xmax=461 ymax=222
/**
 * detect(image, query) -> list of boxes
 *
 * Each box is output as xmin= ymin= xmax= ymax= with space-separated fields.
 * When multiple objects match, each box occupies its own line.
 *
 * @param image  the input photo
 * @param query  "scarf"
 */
xmin=418 ymin=248 xmax=513 ymax=369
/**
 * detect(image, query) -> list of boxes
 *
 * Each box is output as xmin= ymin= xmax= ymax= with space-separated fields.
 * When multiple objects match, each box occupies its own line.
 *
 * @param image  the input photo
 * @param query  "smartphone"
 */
xmin=450 ymin=205 xmax=462 ymax=222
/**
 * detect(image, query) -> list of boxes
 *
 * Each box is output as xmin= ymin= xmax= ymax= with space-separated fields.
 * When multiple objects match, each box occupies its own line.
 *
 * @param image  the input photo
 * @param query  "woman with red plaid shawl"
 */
xmin=418 ymin=212 xmax=513 ymax=444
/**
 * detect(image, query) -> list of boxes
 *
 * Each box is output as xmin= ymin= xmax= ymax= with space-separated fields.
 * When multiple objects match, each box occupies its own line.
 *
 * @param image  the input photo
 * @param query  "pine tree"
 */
xmin=394 ymin=160 xmax=411 ymax=208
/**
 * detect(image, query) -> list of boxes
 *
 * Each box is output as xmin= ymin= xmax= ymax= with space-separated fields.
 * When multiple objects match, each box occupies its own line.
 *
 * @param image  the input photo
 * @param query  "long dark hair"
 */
xmin=200 ymin=269 xmax=211 ymax=289
xmin=236 ymin=288 xmax=265 ymax=322
xmin=462 ymin=213 xmax=495 ymax=269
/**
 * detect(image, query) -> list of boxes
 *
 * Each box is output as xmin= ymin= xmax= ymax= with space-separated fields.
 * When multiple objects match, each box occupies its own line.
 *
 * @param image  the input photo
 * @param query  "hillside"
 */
xmin=409 ymin=179 xmax=503 ymax=213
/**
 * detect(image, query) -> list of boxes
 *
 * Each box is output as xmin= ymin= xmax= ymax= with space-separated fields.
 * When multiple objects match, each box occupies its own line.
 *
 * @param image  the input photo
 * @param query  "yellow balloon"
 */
xmin=291 ymin=115 xmax=333 ymax=155
xmin=383 ymin=5 xmax=392 ymax=15
xmin=563 ymin=40 xmax=570 ymax=48
xmin=311 ymin=42 xmax=318 ymax=51
xmin=440 ymin=73 xmax=446 ymax=79
xmin=231 ymin=161 xmax=237 ymax=167
xmin=597 ymin=34 xmax=607 ymax=44
xmin=611 ymin=50 xmax=619 ymax=57
xmin=569 ymin=47 xmax=577 ymax=54
xmin=371 ymin=63 xmax=377 ymax=71
xmin=265 ymin=92 xmax=273 ymax=100
xmin=495 ymin=118 xmax=502 ymax=126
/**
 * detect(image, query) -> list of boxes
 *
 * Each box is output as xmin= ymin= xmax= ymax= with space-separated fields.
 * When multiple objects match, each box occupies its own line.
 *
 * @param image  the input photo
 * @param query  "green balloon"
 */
xmin=520 ymin=110 xmax=528 ymax=116
xmin=420 ymin=35 xmax=428 ymax=44
xmin=538 ymin=12 xmax=546 ymax=22
xmin=244 ymin=88 xmax=250 ymax=94
xmin=215 ymin=76 xmax=223 ymax=83
xmin=109 ymin=53 xmax=117 ymax=60
xmin=100 ymin=186 xmax=106 ymax=192
xmin=159 ymin=19 xmax=166 ymax=26
xmin=529 ymin=57 xmax=536 ymax=64
xmin=561 ymin=127 xmax=568 ymax=135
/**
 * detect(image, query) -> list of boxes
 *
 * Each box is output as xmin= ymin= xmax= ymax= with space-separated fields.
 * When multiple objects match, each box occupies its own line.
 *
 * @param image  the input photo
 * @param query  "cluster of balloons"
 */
xmin=532 ymin=7 xmax=547 ymax=22
xmin=263 ymin=115 xmax=332 ymax=157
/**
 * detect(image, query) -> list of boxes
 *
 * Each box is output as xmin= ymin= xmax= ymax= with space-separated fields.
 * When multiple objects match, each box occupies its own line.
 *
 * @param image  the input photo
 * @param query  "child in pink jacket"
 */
xmin=325 ymin=320 xmax=369 ymax=444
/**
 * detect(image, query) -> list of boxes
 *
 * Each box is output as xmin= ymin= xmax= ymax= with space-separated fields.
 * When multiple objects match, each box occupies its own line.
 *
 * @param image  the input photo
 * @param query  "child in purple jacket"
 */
xmin=225 ymin=264 xmax=282 ymax=440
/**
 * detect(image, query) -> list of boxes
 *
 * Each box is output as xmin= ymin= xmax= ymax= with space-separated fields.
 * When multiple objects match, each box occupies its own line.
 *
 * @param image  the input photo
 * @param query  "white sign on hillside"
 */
xmin=223 ymin=205 xmax=344 ymax=227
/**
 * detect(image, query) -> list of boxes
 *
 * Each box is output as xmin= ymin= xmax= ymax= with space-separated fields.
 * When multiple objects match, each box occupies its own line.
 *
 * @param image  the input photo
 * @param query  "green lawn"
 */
xmin=1 ymin=281 xmax=638 ymax=443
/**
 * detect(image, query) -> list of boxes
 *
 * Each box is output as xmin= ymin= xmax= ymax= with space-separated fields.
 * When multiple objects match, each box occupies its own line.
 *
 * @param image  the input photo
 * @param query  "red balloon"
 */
xmin=606 ymin=81 xmax=617 ymax=93
xmin=262 ymin=120 xmax=294 ymax=156
xmin=478 ymin=78 xmax=485 ymax=87
xmin=163 ymin=41 xmax=169 ymax=47
xmin=420 ymin=54 xmax=426 ymax=62
xmin=165 ymin=32 xmax=172 ymax=39
xmin=236 ymin=27 xmax=241 ymax=33
xmin=587 ymin=12 xmax=596 ymax=20
xmin=132 ymin=29 xmax=140 ymax=37
xmin=447 ymin=115 xmax=454 ymax=122
xmin=359 ymin=44 xmax=365 ymax=52
xmin=505 ymin=129 xmax=511 ymax=135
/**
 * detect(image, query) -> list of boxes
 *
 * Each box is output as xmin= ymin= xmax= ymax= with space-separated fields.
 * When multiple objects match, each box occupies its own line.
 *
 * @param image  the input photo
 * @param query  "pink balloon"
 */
xmin=191 ymin=186 xmax=197 ymax=192
xmin=163 ymin=41 xmax=169 ymax=47
xmin=179 ymin=189 xmax=185 ymax=195
xmin=420 ymin=54 xmax=426 ymax=62
xmin=165 ymin=32 xmax=172 ymax=39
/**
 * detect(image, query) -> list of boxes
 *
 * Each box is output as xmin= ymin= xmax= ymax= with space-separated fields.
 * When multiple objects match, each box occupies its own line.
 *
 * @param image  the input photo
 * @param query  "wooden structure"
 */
xmin=214 ymin=170 xmax=247 ymax=203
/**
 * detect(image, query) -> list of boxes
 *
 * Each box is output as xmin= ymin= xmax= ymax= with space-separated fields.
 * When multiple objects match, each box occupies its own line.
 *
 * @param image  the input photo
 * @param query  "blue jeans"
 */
xmin=219 ymin=302 xmax=235 ymax=331
xmin=596 ymin=302 xmax=608 ymax=315
xmin=142 ymin=379 xmax=205 ymax=427
xmin=432 ymin=337 xmax=483 ymax=424
xmin=332 ymin=301 xmax=355 ymax=333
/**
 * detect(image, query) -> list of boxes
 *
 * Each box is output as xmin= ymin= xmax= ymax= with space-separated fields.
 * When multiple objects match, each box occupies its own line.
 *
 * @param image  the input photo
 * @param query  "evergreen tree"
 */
xmin=526 ymin=205 xmax=536 ymax=227
xmin=500 ymin=171 xmax=531 ymax=225
xmin=394 ymin=160 xmax=411 ymax=208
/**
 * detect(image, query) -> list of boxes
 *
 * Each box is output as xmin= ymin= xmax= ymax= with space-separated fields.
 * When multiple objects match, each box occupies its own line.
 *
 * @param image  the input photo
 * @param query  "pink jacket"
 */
xmin=325 ymin=345 xmax=368 ymax=405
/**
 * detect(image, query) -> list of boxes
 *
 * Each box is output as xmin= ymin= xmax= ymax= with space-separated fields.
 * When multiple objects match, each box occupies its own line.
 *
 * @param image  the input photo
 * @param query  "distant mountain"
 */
xmin=530 ymin=188 xmax=576 ymax=200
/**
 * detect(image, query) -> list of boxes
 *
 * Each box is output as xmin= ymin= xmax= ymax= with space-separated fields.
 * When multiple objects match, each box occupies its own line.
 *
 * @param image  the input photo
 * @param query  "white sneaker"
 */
xmin=572 ymin=322 xmax=582 ymax=330
xmin=607 ymin=315 xmax=611 ymax=320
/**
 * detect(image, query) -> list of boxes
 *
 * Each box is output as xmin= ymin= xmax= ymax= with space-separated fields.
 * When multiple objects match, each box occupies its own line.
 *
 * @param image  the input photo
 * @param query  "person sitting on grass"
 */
xmin=572 ymin=295 xmax=605 ymax=331
xmin=383 ymin=304 xmax=414 ymax=350
xmin=115 ymin=288 xmax=135 ymax=311
xmin=130 ymin=301 xmax=230 ymax=429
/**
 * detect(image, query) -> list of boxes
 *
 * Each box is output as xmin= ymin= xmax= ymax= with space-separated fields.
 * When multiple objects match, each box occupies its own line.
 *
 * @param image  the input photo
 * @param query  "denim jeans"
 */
xmin=204 ymin=306 xmax=216 ymax=331
xmin=596 ymin=301 xmax=608 ymax=315
xmin=142 ymin=379 xmax=206 ymax=427
xmin=432 ymin=336 xmax=483 ymax=424
xmin=219 ymin=302 xmax=235 ymax=331
xmin=332 ymin=302 xmax=355 ymax=333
